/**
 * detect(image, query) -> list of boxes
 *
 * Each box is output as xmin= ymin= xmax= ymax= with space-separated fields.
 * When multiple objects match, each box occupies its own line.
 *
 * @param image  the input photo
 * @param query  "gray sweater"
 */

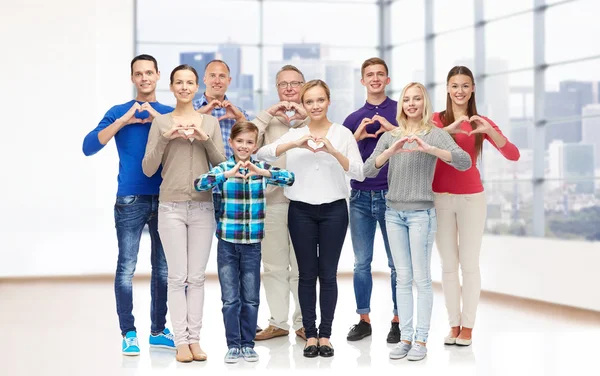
xmin=363 ymin=127 xmax=471 ymax=210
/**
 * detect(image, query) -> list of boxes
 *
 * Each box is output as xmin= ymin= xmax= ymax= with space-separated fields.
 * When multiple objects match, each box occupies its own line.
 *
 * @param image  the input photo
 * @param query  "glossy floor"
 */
xmin=2 ymin=276 xmax=599 ymax=376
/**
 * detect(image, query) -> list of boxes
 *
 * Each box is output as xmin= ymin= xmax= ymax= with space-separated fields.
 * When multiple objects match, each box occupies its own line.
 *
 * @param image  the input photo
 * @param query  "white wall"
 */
xmin=1 ymin=1 xmax=598 ymax=314
xmin=0 ymin=0 xmax=134 ymax=276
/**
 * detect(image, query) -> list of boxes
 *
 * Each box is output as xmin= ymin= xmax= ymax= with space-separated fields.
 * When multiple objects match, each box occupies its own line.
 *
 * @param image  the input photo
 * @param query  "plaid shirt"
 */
xmin=194 ymin=156 xmax=295 ymax=244
xmin=192 ymin=93 xmax=249 ymax=159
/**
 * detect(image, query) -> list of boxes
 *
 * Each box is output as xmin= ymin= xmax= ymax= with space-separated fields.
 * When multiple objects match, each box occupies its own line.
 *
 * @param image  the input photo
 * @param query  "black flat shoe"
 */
xmin=319 ymin=344 xmax=334 ymax=357
xmin=303 ymin=344 xmax=319 ymax=358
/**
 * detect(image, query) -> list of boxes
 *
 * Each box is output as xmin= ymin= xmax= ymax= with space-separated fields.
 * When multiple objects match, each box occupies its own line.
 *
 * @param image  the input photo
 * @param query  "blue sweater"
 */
xmin=82 ymin=100 xmax=173 ymax=196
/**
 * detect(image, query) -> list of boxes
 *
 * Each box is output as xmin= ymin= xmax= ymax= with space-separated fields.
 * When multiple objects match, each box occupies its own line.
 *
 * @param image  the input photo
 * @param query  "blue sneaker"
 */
xmin=224 ymin=348 xmax=241 ymax=363
xmin=149 ymin=328 xmax=175 ymax=349
xmin=122 ymin=331 xmax=140 ymax=356
xmin=241 ymin=347 xmax=259 ymax=362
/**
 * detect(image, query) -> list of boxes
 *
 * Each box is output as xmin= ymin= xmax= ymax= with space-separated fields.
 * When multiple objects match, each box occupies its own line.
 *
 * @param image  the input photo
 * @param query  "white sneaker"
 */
xmin=407 ymin=343 xmax=427 ymax=361
xmin=389 ymin=342 xmax=412 ymax=360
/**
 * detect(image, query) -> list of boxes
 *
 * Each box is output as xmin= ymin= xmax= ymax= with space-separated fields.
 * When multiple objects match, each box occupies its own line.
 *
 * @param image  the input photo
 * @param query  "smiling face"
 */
xmin=170 ymin=69 xmax=198 ymax=103
xmin=131 ymin=60 xmax=159 ymax=96
xmin=229 ymin=130 xmax=258 ymax=162
xmin=203 ymin=61 xmax=231 ymax=99
xmin=276 ymin=69 xmax=304 ymax=103
xmin=302 ymin=86 xmax=330 ymax=122
xmin=447 ymin=74 xmax=474 ymax=107
xmin=402 ymin=85 xmax=425 ymax=120
xmin=361 ymin=63 xmax=390 ymax=95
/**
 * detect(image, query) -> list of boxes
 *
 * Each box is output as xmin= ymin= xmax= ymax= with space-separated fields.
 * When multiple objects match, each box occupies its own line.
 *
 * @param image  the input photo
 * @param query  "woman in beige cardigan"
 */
xmin=142 ymin=64 xmax=226 ymax=362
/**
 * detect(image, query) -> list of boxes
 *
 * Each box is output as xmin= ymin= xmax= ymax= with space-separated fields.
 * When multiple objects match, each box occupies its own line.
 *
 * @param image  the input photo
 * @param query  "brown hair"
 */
xmin=276 ymin=64 xmax=305 ymax=83
xmin=300 ymin=79 xmax=331 ymax=103
xmin=361 ymin=57 xmax=389 ymax=77
xmin=204 ymin=59 xmax=230 ymax=74
xmin=230 ymin=121 xmax=259 ymax=141
xmin=439 ymin=66 xmax=483 ymax=157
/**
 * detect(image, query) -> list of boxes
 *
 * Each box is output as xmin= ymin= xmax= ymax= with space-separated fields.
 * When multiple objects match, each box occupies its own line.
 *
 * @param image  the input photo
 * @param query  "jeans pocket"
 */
xmin=349 ymin=189 xmax=360 ymax=202
xmin=158 ymin=202 xmax=176 ymax=212
xmin=115 ymin=195 xmax=138 ymax=206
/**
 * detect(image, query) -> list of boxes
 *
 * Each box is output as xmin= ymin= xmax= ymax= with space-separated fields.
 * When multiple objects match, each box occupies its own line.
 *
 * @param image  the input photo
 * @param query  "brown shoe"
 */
xmin=189 ymin=343 xmax=207 ymax=361
xmin=295 ymin=327 xmax=307 ymax=341
xmin=255 ymin=325 xmax=289 ymax=341
xmin=175 ymin=344 xmax=193 ymax=363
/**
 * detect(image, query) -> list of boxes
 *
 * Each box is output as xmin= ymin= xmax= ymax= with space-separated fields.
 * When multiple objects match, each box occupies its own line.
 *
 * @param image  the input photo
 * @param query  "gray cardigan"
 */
xmin=363 ymin=127 xmax=471 ymax=210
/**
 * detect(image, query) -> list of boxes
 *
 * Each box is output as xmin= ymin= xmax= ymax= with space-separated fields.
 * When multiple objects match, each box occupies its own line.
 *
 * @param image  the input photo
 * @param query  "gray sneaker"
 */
xmin=241 ymin=347 xmax=259 ymax=362
xmin=224 ymin=348 xmax=241 ymax=363
xmin=389 ymin=341 xmax=412 ymax=359
xmin=407 ymin=343 xmax=427 ymax=361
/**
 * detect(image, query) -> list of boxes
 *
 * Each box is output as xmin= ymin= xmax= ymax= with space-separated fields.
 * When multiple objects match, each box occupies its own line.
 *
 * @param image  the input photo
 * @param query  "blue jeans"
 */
xmin=217 ymin=239 xmax=261 ymax=349
xmin=385 ymin=207 xmax=437 ymax=343
xmin=213 ymin=192 xmax=222 ymax=224
xmin=114 ymin=195 xmax=168 ymax=336
xmin=349 ymin=189 xmax=397 ymax=315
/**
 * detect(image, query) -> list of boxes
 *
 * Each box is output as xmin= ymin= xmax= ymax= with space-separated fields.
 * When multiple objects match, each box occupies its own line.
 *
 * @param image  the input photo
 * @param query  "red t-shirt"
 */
xmin=431 ymin=112 xmax=520 ymax=194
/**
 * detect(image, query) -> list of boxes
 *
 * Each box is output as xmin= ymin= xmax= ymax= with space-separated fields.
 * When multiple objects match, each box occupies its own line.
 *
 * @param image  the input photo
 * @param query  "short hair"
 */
xmin=169 ymin=64 xmax=199 ymax=85
xmin=275 ymin=64 xmax=305 ymax=83
xmin=300 ymin=79 xmax=331 ymax=103
xmin=230 ymin=121 xmax=259 ymax=141
xmin=361 ymin=57 xmax=388 ymax=77
xmin=131 ymin=54 xmax=158 ymax=74
xmin=204 ymin=59 xmax=231 ymax=74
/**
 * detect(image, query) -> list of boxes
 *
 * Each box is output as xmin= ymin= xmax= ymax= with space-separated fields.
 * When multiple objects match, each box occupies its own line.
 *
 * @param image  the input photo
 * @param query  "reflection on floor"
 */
xmin=2 ymin=275 xmax=599 ymax=376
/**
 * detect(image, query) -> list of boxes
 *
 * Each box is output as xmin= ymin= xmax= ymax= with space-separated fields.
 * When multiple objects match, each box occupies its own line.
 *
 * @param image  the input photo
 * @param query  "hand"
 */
xmin=187 ymin=124 xmax=209 ymax=141
xmin=218 ymin=100 xmax=245 ymax=122
xmin=313 ymin=137 xmax=336 ymax=154
xmin=244 ymin=160 xmax=270 ymax=178
xmin=224 ymin=161 xmax=246 ymax=179
xmin=444 ymin=115 xmax=470 ymax=135
xmin=268 ymin=101 xmax=290 ymax=118
xmin=140 ymin=102 xmax=160 ymax=123
xmin=354 ymin=118 xmax=377 ymax=141
xmin=408 ymin=136 xmax=433 ymax=153
xmin=288 ymin=102 xmax=308 ymax=122
xmin=468 ymin=115 xmax=493 ymax=136
xmin=162 ymin=124 xmax=189 ymax=140
xmin=384 ymin=137 xmax=413 ymax=156
xmin=119 ymin=102 xmax=151 ymax=125
xmin=196 ymin=99 xmax=223 ymax=115
xmin=372 ymin=115 xmax=396 ymax=136
xmin=293 ymin=134 xmax=320 ymax=152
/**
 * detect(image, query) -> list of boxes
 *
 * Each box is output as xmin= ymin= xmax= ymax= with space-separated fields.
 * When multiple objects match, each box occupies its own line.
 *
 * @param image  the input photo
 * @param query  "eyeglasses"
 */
xmin=276 ymin=81 xmax=304 ymax=89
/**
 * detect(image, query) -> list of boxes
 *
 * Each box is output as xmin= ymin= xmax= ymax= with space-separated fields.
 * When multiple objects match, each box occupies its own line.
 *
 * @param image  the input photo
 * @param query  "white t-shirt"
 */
xmin=256 ymin=123 xmax=365 ymax=205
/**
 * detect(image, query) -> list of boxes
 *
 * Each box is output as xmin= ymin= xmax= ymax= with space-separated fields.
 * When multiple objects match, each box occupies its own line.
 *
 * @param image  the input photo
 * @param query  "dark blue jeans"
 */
xmin=349 ymin=189 xmax=398 ymax=315
xmin=288 ymin=199 xmax=348 ymax=339
xmin=114 ymin=195 xmax=168 ymax=336
xmin=217 ymin=239 xmax=261 ymax=349
xmin=213 ymin=192 xmax=222 ymax=224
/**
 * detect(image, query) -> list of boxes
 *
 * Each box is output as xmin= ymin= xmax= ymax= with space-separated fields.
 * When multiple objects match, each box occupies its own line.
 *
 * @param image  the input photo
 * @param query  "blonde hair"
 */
xmin=300 ymin=79 xmax=331 ymax=103
xmin=391 ymin=82 xmax=435 ymax=138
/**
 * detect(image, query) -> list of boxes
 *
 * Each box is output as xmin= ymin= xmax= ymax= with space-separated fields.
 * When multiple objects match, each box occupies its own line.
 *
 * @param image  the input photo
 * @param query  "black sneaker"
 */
xmin=346 ymin=320 xmax=372 ymax=341
xmin=386 ymin=322 xmax=401 ymax=343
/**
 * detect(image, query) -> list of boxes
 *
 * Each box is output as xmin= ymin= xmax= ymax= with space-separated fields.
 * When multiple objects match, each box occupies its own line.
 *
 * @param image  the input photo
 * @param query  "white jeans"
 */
xmin=434 ymin=192 xmax=487 ymax=329
xmin=158 ymin=201 xmax=215 ymax=346
xmin=261 ymin=203 xmax=302 ymax=331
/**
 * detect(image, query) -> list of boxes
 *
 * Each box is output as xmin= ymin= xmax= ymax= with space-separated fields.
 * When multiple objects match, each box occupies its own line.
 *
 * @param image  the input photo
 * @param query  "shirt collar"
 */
xmin=364 ymin=96 xmax=392 ymax=110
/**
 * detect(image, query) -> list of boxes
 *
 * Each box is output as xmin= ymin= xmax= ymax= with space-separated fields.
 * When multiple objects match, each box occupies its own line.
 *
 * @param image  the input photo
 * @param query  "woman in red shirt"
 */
xmin=432 ymin=66 xmax=520 ymax=346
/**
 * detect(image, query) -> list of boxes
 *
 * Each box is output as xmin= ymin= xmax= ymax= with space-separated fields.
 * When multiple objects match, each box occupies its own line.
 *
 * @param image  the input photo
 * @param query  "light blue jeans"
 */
xmin=385 ymin=207 xmax=437 ymax=343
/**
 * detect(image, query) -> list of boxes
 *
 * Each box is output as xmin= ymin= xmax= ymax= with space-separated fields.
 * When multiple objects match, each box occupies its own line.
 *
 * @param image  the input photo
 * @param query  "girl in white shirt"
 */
xmin=257 ymin=80 xmax=364 ymax=358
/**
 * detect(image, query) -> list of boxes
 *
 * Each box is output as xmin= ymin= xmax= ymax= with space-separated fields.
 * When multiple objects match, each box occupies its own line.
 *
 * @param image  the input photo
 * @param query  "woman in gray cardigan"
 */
xmin=364 ymin=82 xmax=471 ymax=362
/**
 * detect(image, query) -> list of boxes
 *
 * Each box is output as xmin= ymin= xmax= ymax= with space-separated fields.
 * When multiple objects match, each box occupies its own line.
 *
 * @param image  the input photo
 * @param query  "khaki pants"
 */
xmin=158 ymin=201 xmax=215 ymax=346
xmin=261 ymin=203 xmax=302 ymax=331
xmin=434 ymin=192 xmax=487 ymax=329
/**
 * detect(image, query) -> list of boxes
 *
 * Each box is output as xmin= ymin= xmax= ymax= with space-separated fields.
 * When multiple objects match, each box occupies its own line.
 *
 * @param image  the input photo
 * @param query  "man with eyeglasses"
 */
xmin=252 ymin=65 xmax=309 ymax=341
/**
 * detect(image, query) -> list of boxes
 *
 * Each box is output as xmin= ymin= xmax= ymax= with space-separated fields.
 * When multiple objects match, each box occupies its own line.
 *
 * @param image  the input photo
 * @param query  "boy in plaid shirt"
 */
xmin=194 ymin=121 xmax=294 ymax=363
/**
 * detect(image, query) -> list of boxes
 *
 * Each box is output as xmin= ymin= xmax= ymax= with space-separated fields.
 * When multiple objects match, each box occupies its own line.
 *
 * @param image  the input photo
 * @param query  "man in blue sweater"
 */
xmin=82 ymin=54 xmax=175 ymax=355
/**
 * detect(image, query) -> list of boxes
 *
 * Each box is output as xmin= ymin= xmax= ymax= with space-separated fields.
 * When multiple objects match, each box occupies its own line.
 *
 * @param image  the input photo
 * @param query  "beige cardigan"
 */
xmin=142 ymin=113 xmax=226 ymax=202
xmin=252 ymin=111 xmax=309 ymax=204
